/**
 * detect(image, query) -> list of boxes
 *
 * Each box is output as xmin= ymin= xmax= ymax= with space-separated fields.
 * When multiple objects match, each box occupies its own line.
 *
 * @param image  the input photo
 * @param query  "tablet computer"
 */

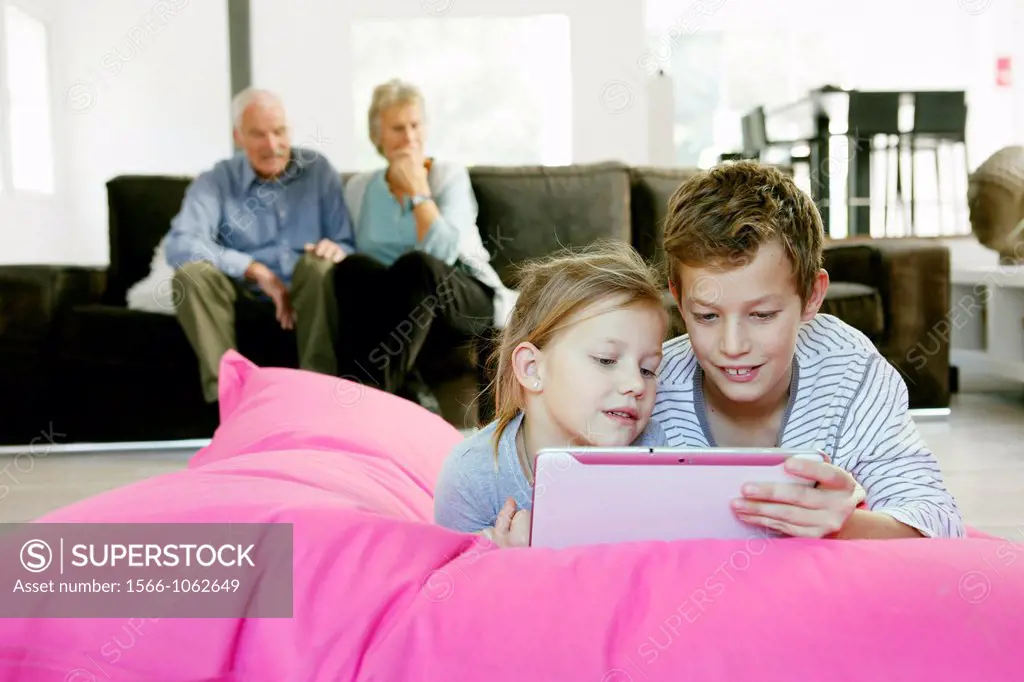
xmin=528 ymin=447 xmax=827 ymax=549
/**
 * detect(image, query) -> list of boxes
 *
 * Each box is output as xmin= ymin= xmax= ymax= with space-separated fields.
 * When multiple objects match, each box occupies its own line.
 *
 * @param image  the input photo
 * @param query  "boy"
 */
xmin=654 ymin=161 xmax=964 ymax=539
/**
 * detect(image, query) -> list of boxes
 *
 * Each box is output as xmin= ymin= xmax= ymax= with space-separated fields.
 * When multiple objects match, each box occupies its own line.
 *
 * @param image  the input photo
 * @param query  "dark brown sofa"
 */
xmin=0 ymin=162 xmax=949 ymax=445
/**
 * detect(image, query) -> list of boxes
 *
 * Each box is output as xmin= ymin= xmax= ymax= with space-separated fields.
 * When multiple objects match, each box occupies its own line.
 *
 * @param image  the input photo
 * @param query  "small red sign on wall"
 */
xmin=997 ymin=56 xmax=1012 ymax=87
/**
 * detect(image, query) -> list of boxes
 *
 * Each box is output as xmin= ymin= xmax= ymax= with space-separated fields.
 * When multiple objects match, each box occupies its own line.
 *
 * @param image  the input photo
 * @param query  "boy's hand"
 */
xmin=490 ymin=497 xmax=531 ymax=548
xmin=732 ymin=458 xmax=860 ymax=538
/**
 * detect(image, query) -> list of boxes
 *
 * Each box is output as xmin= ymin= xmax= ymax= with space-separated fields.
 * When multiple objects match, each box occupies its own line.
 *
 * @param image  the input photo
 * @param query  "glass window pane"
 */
xmin=4 ymin=4 xmax=56 ymax=194
xmin=351 ymin=15 xmax=572 ymax=170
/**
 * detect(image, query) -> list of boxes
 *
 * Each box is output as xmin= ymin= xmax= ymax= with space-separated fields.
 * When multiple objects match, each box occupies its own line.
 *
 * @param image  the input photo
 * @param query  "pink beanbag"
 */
xmin=0 ymin=351 xmax=1021 ymax=681
xmin=191 ymin=350 xmax=462 ymax=496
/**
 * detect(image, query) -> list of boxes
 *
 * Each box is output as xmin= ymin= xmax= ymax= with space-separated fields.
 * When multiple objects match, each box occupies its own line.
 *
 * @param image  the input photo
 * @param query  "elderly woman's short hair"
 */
xmin=368 ymin=79 xmax=424 ymax=152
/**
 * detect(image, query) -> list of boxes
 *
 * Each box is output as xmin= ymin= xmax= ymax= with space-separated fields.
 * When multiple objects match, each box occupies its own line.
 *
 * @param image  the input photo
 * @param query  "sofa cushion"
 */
xmin=818 ymin=282 xmax=885 ymax=340
xmin=105 ymin=176 xmax=194 ymax=307
xmin=55 ymin=304 xmax=195 ymax=367
xmin=822 ymin=242 xmax=882 ymax=290
xmin=40 ymin=303 xmax=295 ymax=443
xmin=48 ymin=300 xmax=483 ymax=436
xmin=54 ymin=301 xmax=298 ymax=370
xmin=468 ymin=162 xmax=632 ymax=287
xmin=630 ymin=167 xmax=704 ymax=266
xmin=0 ymin=266 xmax=107 ymax=344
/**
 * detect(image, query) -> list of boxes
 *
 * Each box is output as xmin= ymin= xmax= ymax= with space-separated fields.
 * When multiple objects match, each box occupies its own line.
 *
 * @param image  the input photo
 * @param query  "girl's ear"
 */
xmin=512 ymin=342 xmax=544 ymax=393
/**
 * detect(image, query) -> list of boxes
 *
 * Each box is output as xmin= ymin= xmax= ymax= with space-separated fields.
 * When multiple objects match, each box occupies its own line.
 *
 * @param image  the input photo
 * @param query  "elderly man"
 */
xmin=165 ymin=87 xmax=354 ymax=403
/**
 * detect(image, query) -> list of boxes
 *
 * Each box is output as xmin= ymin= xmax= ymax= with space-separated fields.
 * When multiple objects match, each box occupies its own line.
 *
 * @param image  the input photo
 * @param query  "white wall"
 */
xmin=249 ymin=0 xmax=650 ymax=173
xmin=9 ymin=0 xmax=1024 ymax=267
xmin=45 ymin=0 xmax=230 ymax=265
xmin=981 ymin=0 xmax=1024 ymax=157
xmin=10 ymin=0 xmax=649 ymax=266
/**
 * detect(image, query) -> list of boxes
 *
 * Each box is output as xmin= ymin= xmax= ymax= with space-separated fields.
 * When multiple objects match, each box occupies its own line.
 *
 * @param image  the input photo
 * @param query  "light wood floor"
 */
xmin=1 ymin=387 xmax=1022 ymax=538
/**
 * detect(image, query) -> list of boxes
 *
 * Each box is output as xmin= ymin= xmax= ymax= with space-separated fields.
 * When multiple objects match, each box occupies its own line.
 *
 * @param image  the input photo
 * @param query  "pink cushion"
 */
xmin=190 ymin=350 xmax=463 ymax=504
xmin=0 ymin=351 xmax=1021 ymax=681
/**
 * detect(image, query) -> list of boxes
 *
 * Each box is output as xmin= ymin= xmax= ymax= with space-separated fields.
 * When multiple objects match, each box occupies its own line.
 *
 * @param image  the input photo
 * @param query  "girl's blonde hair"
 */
xmin=487 ymin=239 xmax=667 ymax=473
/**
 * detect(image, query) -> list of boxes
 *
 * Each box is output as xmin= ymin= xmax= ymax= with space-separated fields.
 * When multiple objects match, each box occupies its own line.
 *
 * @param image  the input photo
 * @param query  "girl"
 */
xmin=433 ymin=240 xmax=670 ymax=547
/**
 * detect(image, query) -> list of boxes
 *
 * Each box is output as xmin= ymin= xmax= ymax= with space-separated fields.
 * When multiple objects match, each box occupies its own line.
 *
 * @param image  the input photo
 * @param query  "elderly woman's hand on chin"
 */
xmin=387 ymin=149 xmax=431 ymax=199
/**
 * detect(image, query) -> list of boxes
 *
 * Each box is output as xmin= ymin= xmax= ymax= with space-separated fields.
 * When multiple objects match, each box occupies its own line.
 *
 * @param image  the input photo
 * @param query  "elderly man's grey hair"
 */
xmin=231 ymin=87 xmax=285 ymax=130
xmin=367 ymin=79 xmax=425 ymax=153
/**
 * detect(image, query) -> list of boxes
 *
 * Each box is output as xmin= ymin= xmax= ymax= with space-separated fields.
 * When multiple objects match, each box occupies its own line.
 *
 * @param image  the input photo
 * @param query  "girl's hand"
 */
xmin=732 ymin=458 xmax=860 ymax=538
xmin=491 ymin=497 xmax=531 ymax=548
xmin=510 ymin=509 xmax=532 ymax=546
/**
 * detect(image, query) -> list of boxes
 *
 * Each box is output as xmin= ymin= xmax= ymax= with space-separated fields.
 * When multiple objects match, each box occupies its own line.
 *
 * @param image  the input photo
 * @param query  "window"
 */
xmin=643 ymin=27 xmax=848 ymax=169
xmin=3 ymin=2 xmax=56 ymax=194
xmin=643 ymin=9 xmax=974 ymax=238
xmin=350 ymin=14 xmax=572 ymax=170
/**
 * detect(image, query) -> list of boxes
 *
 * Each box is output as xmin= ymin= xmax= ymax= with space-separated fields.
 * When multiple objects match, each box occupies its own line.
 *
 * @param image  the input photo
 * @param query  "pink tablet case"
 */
xmin=529 ymin=448 xmax=825 ymax=549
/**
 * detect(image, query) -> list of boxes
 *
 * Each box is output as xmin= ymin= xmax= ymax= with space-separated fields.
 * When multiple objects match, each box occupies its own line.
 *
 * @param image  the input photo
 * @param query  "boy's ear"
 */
xmin=668 ymin=277 xmax=684 ymax=313
xmin=801 ymin=269 xmax=831 ymax=321
xmin=669 ymin=277 xmax=690 ymax=326
xmin=512 ymin=342 xmax=544 ymax=393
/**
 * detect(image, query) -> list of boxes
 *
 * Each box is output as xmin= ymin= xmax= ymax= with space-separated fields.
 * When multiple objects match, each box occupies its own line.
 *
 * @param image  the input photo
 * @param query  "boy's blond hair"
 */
xmin=486 ymin=240 xmax=666 ymax=473
xmin=662 ymin=161 xmax=824 ymax=304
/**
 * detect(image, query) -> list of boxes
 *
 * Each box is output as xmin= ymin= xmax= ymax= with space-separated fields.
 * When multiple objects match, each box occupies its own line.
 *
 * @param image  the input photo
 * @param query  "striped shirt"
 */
xmin=653 ymin=314 xmax=965 ymax=539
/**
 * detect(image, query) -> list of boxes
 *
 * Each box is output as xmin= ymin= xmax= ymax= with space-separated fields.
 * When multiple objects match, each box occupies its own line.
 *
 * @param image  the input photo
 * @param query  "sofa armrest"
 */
xmin=0 ymin=266 xmax=107 ymax=344
xmin=823 ymin=238 xmax=950 ymax=409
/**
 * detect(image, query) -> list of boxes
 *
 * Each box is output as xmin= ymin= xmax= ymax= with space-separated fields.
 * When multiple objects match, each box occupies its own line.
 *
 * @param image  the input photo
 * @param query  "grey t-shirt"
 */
xmin=433 ymin=411 xmax=667 ymax=533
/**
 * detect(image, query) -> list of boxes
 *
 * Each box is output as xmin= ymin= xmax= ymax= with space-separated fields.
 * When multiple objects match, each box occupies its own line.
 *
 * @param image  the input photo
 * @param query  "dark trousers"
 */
xmin=333 ymin=251 xmax=494 ymax=394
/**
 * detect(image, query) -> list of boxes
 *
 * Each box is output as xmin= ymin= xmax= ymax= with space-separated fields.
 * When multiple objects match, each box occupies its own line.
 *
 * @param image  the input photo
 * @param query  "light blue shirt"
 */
xmin=353 ymin=167 xmax=462 ymax=267
xmin=344 ymin=160 xmax=520 ymax=328
xmin=165 ymin=147 xmax=355 ymax=285
xmin=433 ymin=412 xmax=667 ymax=533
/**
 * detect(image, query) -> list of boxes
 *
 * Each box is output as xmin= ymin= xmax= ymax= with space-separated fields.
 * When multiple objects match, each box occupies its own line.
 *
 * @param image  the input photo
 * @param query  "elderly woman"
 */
xmin=334 ymin=79 xmax=515 ymax=411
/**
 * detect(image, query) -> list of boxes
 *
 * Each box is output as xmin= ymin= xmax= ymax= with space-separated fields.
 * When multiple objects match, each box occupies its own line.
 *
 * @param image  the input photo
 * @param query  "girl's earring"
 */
xmin=533 ymin=380 xmax=541 ymax=389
